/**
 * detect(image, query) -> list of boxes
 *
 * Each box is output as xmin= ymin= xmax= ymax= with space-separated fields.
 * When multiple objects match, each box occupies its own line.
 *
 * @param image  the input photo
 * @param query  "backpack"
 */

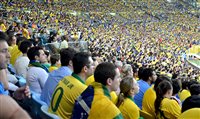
xmin=71 ymin=86 xmax=94 ymax=119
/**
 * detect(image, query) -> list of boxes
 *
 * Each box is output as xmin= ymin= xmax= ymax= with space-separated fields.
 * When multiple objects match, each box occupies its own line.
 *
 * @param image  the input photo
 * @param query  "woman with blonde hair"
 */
xmin=116 ymin=77 xmax=140 ymax=119
xmin=121 ymin=64 xmax=133 ymax=78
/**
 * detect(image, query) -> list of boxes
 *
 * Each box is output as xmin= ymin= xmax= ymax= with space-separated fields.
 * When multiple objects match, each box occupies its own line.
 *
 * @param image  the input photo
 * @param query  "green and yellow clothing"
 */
xmin=156 ymin=98 xmax=181 ymax=119
xmin=85 ymin=75 xmax=118 ymax=104
xmin=49 ymin=66 xmax=58 ymax=72
xmin=119 ymin=96 xmax=140 ymax=119
xmin=110 ymin=91 xmax=118 ymax=105
xmin=88 ymin=82 xmax=123 ymax=119
xmin=178 ymin=89 xmax=191 ymax=102
xmin=85 ymin=75 xmax=94 ymax=86
xmin=49 ymin=73 xmax=87 ymax=119
xmin=142 ymin=86 xmax=156 ymax=118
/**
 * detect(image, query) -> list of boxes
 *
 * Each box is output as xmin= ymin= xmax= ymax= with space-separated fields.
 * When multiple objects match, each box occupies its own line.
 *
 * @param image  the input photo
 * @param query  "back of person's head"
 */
xmin=138 ymin=67 xmax=144 ymax=79
xmin=27 ymin=46 xmax=43 ymax=61
xmin=188 ymin=80 xmax=199 ymax=92
xmin=181 ymin=80 xmax=189 ymax=90
xmin=115 ymin=60 xmax=123 ymax=69
xmin=154 ymin=75 xmax=171 ymax=90
xmin=142 ymin=68 xmax=155 ymax=81
xmin=121 ymin=64 xmax=132 ymax=78
xmin=155 ymin=80 xmax=172 ymax=114
xmin=182 ymin=95 xmax=200 ymax=113
xmin=72 ymin=52 xmax=91 ymax=74
xmin=94 ymin=62 xmax=117 ymax=85
xmin=16 ymin=36 xmax=27 ymax=46
xmin=7 ymin=31 xmax=15 ymax=46
xmin=0 ymin=31 xmax=9 ymax=41
xmin=60 ymin=48 xmax=77 ymax=66
xmin=50 ymin=54 xmax=60 ymax=66
xmin=172 ymin=79 xmax=181 ymax=96
xmin=19 ymin=40 xmax=32 ymax=54
xmin=116 ymin=76 xmax=134 ymax=107
xmin=190 ymin=83 xmax=200 ymax=95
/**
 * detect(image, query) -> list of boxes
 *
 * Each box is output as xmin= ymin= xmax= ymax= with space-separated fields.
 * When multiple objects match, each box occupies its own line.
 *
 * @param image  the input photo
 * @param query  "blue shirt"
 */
xmin=0 ymin=82 xmax=9 ymax=95
xmin=40 ymin=66 xmax=72 ymax=105
xmin=134 ymin=80 xmax=150 ymax=109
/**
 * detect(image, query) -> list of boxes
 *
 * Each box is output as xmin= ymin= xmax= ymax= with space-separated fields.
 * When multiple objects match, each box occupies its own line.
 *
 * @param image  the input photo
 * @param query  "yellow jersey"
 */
xmin=119 ymin=96 xmax=140 ymax=119
xmin=178 ymin=108 xmax=200 ymax=119
xmin=142 ymin=86 xmax=156 ymax=118
xmin=85 ymin=75 xmax=94 ymax=86
xmin=178 ymin=89 xmax=191 ymax=102
xmin=49 ymin=73 xmax=87 ymax=119
xmin=156 ymin=98 xmax=181 ymax=119
xmin=88 ymin=82 xmax=123 ymax=119
xmin=85 ymin=75 xmax=118 ymax=104
xmin=9 ymin=45 xmax=22 ymax=65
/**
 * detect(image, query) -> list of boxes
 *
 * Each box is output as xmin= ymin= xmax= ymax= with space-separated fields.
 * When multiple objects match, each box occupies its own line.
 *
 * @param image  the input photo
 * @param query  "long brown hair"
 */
xmin=116 ymin=76 xmax=133 ymax=107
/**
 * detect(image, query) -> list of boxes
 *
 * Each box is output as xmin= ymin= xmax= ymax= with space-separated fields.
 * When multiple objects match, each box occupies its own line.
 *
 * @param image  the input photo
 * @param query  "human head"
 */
xmin=114 ymin=60 xmax=123 ymax=71
xmin=50 ymin=54 xmax=60 ymax=66
xmin=121 ymin=64 xmax=133 ymax=78
xmin=132 ymin=65 xmax=139 ymax=78
xmin=19 ymin=40 xmax=33 ymax=54
xmin=27 ymin=46 xmax=47 ymax=63
xmin=182 ymin=95 xmax=200 ymax=113
xmin=60 ymin=48 xmax=77 ymax=66
xmin=121 ymin=77 xmax=139 ymax=97
xmin=94 ymin=62 xmax=121 ymax=92
xmin=154 ymin=75 xmax=171 ymax=91
xmin=7 ymin=31 xmax=17 ymax=46
xmin=142 ymin=68 xmax=157 ymax=84
xmin=73 ymin=52 xmax=94 ymax=78
xmin=155 ymin=80 xmax=173 ymax=114
xmin=0 ymin=32 xmax=11 ymax=69
xmin=172 ymin=79 xmax=181 ymax=96
xmin=189 ymin=83 xmax=200 ymax=95
xmin=116 ymin=77 xmax=139 ymax=107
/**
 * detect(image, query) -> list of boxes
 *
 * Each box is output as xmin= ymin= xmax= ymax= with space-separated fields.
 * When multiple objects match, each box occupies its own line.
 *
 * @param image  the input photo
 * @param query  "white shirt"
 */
xmin=26 ymin=67 xmax=48 ymax=94
xmin=14 ymin=56 xmax=30 ymax=78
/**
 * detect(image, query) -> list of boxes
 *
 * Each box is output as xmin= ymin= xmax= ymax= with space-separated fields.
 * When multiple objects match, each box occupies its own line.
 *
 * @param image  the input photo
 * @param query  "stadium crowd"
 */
xmin=0 ymin=0 xmax=200 ymax=119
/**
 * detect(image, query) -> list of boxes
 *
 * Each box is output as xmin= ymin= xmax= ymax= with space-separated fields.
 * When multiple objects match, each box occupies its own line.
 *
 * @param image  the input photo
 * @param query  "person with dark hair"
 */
xmin=189 ymin=83 xmax=200 ymax=96
xmin=134 ymin=68 xmax=157 ymax=109
xmin=178 ymin=95 xmax=200 ymax=119
xmin=181 ymin=95 xmax=200 ymax=113
xmin=142 ymin=75 xmax=171 ymax=118
xmin=132 ymin=65 xmax=139 ymax=80
xmin=179 ymin=80 xmax=191 ymax=102
xmin=116 ymin=77 xmax=140 ymax=119
xmin=48 ymin=54 xmax=60 ymax=72
xmin=171 ymin=79 xmax=181 ymax=106
xmin=14 ymin=40 xmax=32 ymax=78
xmin=154 ymin=80 xmax=181 ymax=119
xmin=9 ymin=36 xmax=27 ymax=66
xmin=41 ymin=48 xmax=77 ymax=106
xmin=71 ymin=62 xmax=123 ymax=119
xmin=179 ymin=80 xmax=198 ymax=102
xmin=26 ymin=46 xmax=49 ymax=93
xmin=7 ymin=31 xmax=17 ymax=47
xmin=49 ymin=52 xmax=94 ymax=119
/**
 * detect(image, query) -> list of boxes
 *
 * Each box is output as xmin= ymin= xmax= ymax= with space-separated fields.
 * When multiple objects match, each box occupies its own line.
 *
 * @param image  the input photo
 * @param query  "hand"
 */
xmin=13 ymin=85 xmax=31 ymax=100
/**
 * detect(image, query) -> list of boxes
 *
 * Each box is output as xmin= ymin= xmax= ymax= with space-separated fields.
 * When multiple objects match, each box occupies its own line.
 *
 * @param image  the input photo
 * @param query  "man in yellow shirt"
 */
xmin=72 ymin=62 xmax=123 ymax=119
xmin=49 ymin=52 xmax=94 ymax=119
